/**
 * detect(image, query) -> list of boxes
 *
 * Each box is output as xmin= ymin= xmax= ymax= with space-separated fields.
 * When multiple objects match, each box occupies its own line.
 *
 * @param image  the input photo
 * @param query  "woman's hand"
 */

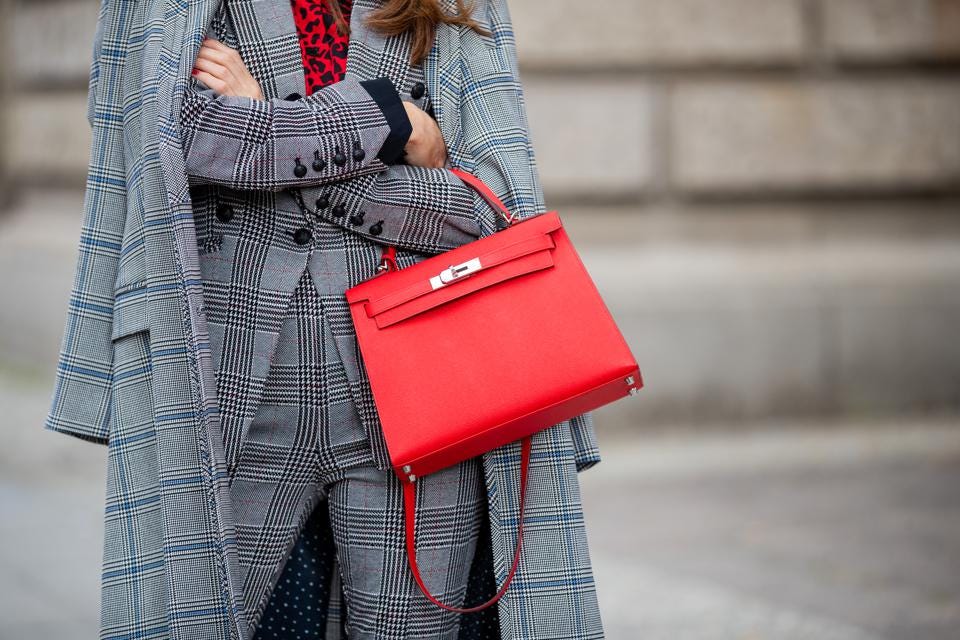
xmin=190 ymin=39 xmax=446 ymax=167
xmin=191 ymin=37 xmax=265 ymax=100
xmin=402 ymin=101 xmax=448 ymax=169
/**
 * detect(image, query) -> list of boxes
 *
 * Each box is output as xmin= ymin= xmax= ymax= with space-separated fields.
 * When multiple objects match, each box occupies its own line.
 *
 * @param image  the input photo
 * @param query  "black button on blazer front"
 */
xmin=292 ymin=227 xmax=312 ymax=245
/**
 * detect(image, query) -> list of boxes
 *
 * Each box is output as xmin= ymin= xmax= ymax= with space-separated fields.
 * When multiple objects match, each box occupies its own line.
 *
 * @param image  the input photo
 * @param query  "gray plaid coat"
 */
xmin=43 ymin=0 xmax=604 ymax=638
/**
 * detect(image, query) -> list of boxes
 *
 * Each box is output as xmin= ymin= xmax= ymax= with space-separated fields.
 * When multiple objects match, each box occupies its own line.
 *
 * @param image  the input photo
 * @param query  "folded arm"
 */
xmin=294 ymin=0 xmax=548 ymax=255
xmin=179 ymin=74 xmax=412 ymax=191
xmin=291 ymin=164 xmax=499 ymax=255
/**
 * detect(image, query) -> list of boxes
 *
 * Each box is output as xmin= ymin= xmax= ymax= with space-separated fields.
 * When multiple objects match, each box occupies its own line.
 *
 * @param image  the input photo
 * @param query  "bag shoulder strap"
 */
xmin=448 ymin=167 xmax=518 ymax=226
xmin=402 ymin=434 xmax=532 ymax=613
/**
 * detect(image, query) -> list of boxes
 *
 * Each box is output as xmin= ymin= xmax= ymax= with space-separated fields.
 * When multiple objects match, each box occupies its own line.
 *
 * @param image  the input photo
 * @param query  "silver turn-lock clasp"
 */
xmin=430 ymin=257 xmax=481 ymax=290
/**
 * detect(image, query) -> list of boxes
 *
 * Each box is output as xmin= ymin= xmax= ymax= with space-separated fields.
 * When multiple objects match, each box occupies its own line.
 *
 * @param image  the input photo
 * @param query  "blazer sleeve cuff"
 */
xmin=359 ymin=77 xmax=412 ymax=165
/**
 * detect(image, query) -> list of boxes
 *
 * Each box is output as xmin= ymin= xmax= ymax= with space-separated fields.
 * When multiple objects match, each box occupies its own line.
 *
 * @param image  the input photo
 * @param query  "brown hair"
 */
xmin=327 ymin=0 xmax=490 ymax=66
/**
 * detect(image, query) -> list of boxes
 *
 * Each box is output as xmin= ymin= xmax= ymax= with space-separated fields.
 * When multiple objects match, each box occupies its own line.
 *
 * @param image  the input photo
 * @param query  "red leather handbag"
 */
xmin=344 ymin=168 xmax=642 ymax=613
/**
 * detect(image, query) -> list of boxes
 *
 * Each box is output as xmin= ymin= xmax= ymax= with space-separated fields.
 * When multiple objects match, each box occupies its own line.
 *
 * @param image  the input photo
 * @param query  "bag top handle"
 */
xmin=448 ymin=167 xmax=519 ymax=227
xmin=377 ymin=168 xmax=521 ymax=274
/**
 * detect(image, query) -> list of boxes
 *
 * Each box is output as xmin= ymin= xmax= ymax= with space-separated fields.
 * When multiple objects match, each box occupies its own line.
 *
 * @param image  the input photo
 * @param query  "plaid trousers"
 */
xmin=202 ymin=205 xmax=498 ymax=638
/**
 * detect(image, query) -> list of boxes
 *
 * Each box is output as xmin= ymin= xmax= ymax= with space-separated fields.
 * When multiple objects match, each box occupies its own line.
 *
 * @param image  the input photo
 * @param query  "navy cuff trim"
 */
xmin=360 ymin=77 xmax=413 ymax=165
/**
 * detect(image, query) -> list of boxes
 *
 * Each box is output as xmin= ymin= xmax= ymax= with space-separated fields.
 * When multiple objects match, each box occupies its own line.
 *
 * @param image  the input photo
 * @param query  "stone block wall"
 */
xmin=511 ymin=0 xmax=960 ymax=201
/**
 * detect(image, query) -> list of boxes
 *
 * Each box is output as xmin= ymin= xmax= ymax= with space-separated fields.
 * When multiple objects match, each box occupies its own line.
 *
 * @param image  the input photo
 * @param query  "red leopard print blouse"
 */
xmin=289 ymin=0 xmax=353 ymax=96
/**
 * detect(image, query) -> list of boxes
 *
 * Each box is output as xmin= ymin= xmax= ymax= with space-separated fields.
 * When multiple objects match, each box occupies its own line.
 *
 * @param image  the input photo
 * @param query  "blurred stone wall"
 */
xmin=514 ymin=0 xmax=960 ymax=201
xmin=4 ymin=0 xmax=959 ymax=427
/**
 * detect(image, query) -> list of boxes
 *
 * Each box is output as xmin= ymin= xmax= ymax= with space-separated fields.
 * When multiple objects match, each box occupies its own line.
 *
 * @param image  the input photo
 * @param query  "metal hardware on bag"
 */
xmin=377 ymin=244 xmax=398 ymax=274
xmin=429 ymin=257 xmax=481 ymax=290
xmin=402 ymin=465 xmax=411 ymax=473
xmin=629 ymin=387 xmax=639 ymax=396
xmin=408 ymin=473 xmax=416 ymax=482
xmin=625 ymin=376 xmax=634 ymax=385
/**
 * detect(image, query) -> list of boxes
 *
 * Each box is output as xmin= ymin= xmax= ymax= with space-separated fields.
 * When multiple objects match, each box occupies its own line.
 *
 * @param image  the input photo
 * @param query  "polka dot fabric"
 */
xmin=455 ymin=497 xmax=502 ymax=639
xmin=256 ymin=499 xmax=339 ymax=639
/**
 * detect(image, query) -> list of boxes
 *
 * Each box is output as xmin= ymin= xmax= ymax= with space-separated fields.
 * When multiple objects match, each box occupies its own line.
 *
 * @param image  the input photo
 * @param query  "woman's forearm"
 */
xmin=179 ymin=75 xmax=411 ymax=191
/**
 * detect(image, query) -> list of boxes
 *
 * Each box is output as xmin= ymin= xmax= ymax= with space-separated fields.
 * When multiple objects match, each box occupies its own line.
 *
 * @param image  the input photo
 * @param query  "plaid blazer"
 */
xmin=43 ymin=0 xmax=605 ymax=638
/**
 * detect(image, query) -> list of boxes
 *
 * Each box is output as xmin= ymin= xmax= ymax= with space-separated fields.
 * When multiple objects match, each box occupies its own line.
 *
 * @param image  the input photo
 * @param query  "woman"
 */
xmin=44 ymin=0 xmax=604 ymax=638
xmin=184 ymin=1 xmax=502 ymax=637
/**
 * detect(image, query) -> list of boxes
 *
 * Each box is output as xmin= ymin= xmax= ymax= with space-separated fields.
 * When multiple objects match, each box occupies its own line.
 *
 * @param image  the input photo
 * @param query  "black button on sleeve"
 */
xmin=332 ymin=204 xmax=346 ymax=218
xmin=312 ymin=150 xmax=326 ymax=172
xmin=293 ymin=157 xmax=307 ymax=177
xmin=410 ymin=82 xmax=425 ymax=100
xmin=284 ymin=92 xmax=302 ymax=101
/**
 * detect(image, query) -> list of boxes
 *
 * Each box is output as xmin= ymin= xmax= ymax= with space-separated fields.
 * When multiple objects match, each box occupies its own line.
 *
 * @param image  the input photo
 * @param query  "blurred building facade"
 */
xmin=3 ymin=0 xmax=959 ymax=429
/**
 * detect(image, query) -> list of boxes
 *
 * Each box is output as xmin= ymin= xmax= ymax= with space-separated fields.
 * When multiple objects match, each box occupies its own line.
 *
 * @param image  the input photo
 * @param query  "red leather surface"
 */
xmin=366 ymin=231 xmax=558 ymax=321
xmin=346 ymin=209 xmax=642 ymax=479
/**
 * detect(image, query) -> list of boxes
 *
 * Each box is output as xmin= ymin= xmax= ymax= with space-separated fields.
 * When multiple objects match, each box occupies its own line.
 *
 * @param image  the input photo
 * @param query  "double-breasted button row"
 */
xmin=212 ymin=200 xmax=325 ymax=246
xmin=216 ymin=188 xmax=312 ymax=247
xmin=313 ymin=194 xmax=384 ymax=236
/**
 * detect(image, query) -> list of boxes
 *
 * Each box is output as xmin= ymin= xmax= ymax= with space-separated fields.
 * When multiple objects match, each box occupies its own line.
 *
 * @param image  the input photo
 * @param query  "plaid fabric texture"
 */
xmin=43 ymin=0 xmax=605 ymax=638
xmin=215 ymin=264 xmax=489 ymax=637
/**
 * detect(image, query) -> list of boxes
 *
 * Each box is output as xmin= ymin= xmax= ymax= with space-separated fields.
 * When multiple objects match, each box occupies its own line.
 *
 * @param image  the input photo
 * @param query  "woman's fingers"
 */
xmin=193 ymin=45 xmax=239 ymax=92
xmin=196 ymin=42 xmax=238 ymax=67
xmin=200 ymin=38 xmax=246 ymax=74
xmin=193 ymin=49 xmax=235 ymax=80
xmin=202 ymin=37 xmax=236 ymax=55
xmin=401 ymin=101 xmax=449 ymax=168
xmin=192 ymin=38 xmax=262 ymax=99
xmin=192 ymin=59 xmax=239 ymax=94
xmin=193 ymin=70 xmax=227 ymax=94
xmin=192 ymin=55 xmax=229 ymax=79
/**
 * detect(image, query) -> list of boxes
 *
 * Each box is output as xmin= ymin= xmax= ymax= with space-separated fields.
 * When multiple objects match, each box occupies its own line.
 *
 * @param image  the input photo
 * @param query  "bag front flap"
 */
xmin=370 ymin=233 xmax=556 ymax=328
xmin=351 ymin=213 xmax=563 ymax=329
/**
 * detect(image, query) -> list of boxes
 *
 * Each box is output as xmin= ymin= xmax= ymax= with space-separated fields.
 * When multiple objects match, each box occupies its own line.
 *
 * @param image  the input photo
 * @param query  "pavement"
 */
xmin=3 ymin=371 xmax=959 ymax=640
xmin=581 ymin=418 xmax=960 ymax=640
